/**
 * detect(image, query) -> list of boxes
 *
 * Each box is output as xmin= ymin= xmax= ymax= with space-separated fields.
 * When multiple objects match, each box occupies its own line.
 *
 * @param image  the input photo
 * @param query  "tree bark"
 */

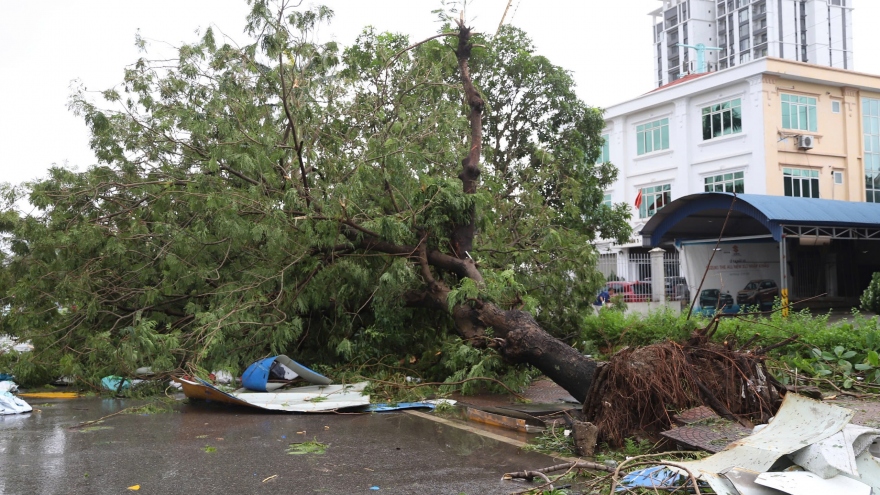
xmin=466 ymin=302 xmax=598 ymax=403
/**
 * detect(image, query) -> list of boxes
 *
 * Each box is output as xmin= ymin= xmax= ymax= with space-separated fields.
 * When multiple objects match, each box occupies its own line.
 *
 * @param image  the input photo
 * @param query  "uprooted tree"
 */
xmin=0 ymin=3 xmax=627 ymax=395
xmin=0 ymin=2 xmax=785 ymax=440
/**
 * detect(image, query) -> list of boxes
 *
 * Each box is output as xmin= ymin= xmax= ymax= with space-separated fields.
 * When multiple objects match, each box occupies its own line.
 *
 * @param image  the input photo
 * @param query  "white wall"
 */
xmin=602 ymin=63 xmax=771 ymax=239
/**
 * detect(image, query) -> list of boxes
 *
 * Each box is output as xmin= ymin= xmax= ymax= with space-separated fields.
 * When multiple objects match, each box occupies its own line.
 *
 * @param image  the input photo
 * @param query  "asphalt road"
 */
xmin=0 ymin=396 xmax=559 ymax=495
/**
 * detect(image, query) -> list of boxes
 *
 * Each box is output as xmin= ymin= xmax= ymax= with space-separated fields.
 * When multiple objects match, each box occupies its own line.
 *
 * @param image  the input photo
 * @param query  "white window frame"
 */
xmin=638 ymin=184 xmax=672 ymax=219
xmin=597 ymin=134 xmax=610 ymax=164
xmin=781 ymin=93 xmax=818 ymax=132
xmin=701 ymin=98 xmax=743 ymax=140
xmin=704 ymin=171 xmax=745 ymax=193
xmin=863 ymin=97 xmax=880 ymax=203
xmin=783 ymin=168 xmax=819 ymax=198
xmin=636 ymin=118 xmax=670 ymax=156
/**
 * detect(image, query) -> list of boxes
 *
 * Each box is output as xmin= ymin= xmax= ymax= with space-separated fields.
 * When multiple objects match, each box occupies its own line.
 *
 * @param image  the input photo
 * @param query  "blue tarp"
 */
xmin=241 ymin=355 xmax=332 ymax=392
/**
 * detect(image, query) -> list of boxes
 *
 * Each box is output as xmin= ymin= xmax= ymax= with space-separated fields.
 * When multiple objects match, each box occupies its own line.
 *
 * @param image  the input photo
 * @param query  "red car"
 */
xmin=605 ymin=281 xmax=652 ymax=303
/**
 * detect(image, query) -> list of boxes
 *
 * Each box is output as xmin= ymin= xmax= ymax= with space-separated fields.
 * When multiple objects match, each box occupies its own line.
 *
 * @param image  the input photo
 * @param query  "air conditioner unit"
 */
xmin=797 ymin=135 xmax=814 ymax=150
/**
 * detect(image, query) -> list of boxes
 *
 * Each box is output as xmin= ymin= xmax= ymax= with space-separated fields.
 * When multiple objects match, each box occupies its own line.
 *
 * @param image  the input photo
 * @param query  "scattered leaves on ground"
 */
xmin=287 ymin=440 xmax=327 ymax=455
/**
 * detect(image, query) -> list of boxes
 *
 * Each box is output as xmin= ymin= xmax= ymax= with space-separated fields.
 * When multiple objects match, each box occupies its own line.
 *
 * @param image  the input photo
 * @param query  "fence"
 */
xmin=597 ymin=250 xmax=681 ymax=283
xmin=596 ymin=250 xmax=687 ymax=301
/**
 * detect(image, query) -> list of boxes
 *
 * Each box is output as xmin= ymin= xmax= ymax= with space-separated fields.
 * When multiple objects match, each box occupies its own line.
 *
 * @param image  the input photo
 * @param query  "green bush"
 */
xmin=580 ymin=309 xmax=702 ymax=354
xmin=581 ymin=305 xmax=880 ymax=363
xmin=861 ymin=272 xmax=880 ymax=313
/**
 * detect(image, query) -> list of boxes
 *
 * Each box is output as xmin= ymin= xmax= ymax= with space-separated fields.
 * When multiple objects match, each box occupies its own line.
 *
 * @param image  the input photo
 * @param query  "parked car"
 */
xmin=605 ymin=281 xmax=652 ymax=303
xmin=644 ymin=276 xmax=690 ymax=301
xmin=699 ymin=288 xmax=734 ymax=309
xmin=736 ymin=279 xmax=779 ymax=308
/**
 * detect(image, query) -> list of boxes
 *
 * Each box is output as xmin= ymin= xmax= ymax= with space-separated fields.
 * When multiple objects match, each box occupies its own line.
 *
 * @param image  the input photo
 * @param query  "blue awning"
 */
xmin=640 ymin=193 xmax=880 ymax=247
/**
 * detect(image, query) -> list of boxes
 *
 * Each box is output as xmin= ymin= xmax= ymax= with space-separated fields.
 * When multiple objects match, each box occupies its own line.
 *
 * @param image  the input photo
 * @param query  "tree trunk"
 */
xmin=462 ymin=302 xmax=598 ymax=404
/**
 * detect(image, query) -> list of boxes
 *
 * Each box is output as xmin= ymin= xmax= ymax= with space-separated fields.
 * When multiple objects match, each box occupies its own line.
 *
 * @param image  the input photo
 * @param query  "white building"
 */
xmin=652 ymin=0 xmax=854 ymax=87
xmin=596 ymin=57 xmax=880 ymax=287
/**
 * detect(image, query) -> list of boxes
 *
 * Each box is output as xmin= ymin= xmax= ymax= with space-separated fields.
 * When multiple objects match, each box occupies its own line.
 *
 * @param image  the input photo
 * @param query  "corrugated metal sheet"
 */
xmin=740 ymin=194 xmax=880 ymax=227
xmin=176 ymin=378 xmax=370 ymax=412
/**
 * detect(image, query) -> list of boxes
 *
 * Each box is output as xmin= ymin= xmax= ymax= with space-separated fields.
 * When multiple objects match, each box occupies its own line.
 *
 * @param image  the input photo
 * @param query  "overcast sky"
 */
xmin=1 ymin=0 xmax=878 ymax=188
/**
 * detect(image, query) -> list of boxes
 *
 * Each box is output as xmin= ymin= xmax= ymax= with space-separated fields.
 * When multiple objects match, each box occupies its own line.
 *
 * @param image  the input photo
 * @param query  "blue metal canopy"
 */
xmin=641 ymin=193 xmax=880 ymax=247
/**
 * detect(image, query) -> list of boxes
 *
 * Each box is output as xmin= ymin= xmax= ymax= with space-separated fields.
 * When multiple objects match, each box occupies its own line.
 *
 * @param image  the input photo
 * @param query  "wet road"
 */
xmin=0 ymin=397 xmax=558 ymax=494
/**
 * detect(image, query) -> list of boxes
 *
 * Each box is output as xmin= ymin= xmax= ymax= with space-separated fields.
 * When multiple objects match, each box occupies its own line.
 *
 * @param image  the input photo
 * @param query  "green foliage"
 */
xmin=0 ymin=3 xmax=626 ymax=386
xmin=861 ymin=272 xmax=880 ymax=313
xmin=521 ymin=427 xmax=577 ymax=457
xmin=437 ymin=337 xmax=535 ymax=396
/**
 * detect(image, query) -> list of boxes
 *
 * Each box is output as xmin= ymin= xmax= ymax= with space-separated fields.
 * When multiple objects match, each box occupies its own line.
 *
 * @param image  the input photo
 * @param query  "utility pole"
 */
xmin=496 ymin=0 xmax=513 ymax=35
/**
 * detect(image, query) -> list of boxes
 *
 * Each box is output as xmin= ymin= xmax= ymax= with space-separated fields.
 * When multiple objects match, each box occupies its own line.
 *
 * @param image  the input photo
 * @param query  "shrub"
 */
xmin=861 ymin=272 xmax=880 ymax=313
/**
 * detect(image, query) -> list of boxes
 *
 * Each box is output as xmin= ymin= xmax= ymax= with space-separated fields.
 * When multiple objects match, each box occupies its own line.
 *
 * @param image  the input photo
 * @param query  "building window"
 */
xmin=603 ymin=193 xmax=612 ymax=208
xmin=783 ymin=168 xmax=819 ymax=198
xmin=597 ymin=134 xmax=610 ymax=164
xmin=638 ymin=184 xmax=672 ymax=218
xmin=832 ymin=100 xmax=841 ymax=114
xmin=863 ymin=98 xmax=880 ymax=202
xmin=636 ymin=118 xmax=670 ymax=155
xmin=833 ymin=171 xmax=844 ymax=185
xmin=705 ymin=171 xmax=745 ymax=193
xmin=702 ymin=98 xmax=742 ymax=140
xmin=781 ymin=94 xmax=818 ymax=132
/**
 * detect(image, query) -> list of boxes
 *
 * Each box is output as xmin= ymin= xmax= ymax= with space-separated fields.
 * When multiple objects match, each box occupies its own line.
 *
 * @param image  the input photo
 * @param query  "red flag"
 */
xmin=634 ymin=189 xmax=642 ymax=209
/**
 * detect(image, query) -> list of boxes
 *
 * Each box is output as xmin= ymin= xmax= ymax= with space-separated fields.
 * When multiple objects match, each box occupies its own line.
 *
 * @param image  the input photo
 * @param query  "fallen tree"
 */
xmin=1 ymin=3 xmax=625 ymax=395
xmin=0 ymin=2 xmax=784 ymax=441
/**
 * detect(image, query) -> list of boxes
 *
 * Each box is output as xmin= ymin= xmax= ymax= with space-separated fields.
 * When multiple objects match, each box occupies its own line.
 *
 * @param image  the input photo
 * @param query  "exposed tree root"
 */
xmin=583 ymin=322 xmax=788 ymax=446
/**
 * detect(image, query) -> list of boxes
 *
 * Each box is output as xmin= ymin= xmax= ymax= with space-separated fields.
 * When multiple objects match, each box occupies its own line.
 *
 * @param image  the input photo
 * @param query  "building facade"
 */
xmin=597 ymin=58 xmax=880 ymax=262
xmin=652 ymin=0 xmax=854 ymax=87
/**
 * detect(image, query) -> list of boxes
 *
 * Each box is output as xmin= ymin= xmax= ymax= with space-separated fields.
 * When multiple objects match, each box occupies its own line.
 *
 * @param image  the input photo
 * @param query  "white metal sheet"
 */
xmin=755 ymin=471 xmax=871 ymax=495
xmin=789 ymin=424 xmax=880 ymax=478
xmin=697 ymin=472 xmax=740 ymax=495
xmin=231 ymin=382 xmax=370 ymax=412
xmin=674 ymin=394 xmax=854 ymax=475
xmin=845 ymin=450 xmax=880 ymax=492
xmin=722 ymin=468 xmax=788 ymax=495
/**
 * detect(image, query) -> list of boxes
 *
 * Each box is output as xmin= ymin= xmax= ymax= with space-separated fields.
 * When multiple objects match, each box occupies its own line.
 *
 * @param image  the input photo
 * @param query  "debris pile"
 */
xmin=176 ymin=354 xmax=370 ymax=412
xmin=0 ymin=380 xmax=31 ymax=415
xmin=615 ymin=393 xmax=880 ymax=494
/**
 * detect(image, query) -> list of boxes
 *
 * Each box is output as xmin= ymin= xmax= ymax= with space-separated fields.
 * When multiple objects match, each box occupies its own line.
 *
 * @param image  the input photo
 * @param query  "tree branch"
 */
xmin=449 ymin=23 xmax=484 ymax=267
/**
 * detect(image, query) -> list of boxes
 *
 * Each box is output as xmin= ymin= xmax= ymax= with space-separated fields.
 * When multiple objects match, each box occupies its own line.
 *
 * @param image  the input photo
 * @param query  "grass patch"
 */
xmin=287 ymin=440 xmax=328 ymax=455
xmin=203 ymin=445 xmax=216 ymax=453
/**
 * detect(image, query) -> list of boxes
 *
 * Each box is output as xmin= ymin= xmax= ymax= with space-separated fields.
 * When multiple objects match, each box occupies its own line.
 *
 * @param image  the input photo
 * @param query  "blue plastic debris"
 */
xmin=369 ymin=487 xmax=380 ymax=491
xmin=101 ymin=376 xmax=131 ymax=391
xmin=241 ymin=355 xmax=331 ymax=391
xmin=362 ymin=402 xmax=436 ymax=412
xmin=616 ymin=466 xmax=687 ymax=492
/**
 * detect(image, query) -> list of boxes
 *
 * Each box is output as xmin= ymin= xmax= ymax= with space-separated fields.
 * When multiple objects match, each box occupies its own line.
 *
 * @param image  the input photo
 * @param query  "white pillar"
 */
xmin=650 ymin=248 xmax=666 ymax=302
